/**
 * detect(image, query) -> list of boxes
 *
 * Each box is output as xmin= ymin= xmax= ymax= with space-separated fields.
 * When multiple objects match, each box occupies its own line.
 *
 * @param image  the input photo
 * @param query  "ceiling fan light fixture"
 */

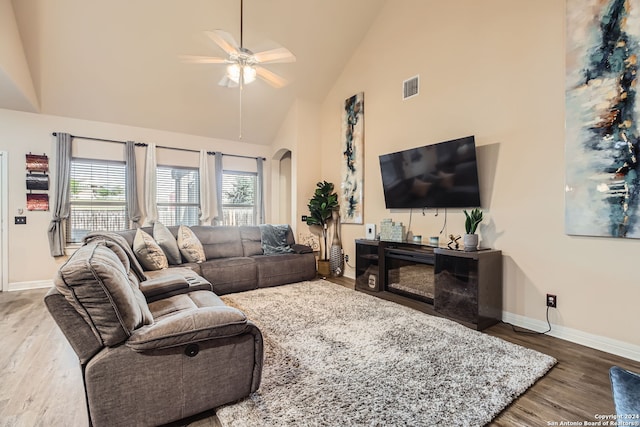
xmin=226 ymin=63 xmax=256 ymax=84
xmin=243 ymin=65 xmax=256 ymax=84
xmin=227 ymin=63 xmax=241 ymax=83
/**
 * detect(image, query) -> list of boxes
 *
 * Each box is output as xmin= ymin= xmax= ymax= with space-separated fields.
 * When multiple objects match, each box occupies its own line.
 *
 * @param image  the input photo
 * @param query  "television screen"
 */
xmin=379 ymin=136 xmax=481 ymax=209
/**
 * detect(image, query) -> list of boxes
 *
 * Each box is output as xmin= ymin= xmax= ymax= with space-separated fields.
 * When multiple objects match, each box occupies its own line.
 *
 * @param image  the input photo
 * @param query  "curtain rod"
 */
xmin=51 ymin=132 xmax=266 ymax=160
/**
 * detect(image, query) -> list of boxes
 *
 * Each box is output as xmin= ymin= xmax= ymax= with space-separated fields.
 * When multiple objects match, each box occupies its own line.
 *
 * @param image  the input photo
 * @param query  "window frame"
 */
xmin=66 ymin=157 xmax=128 ymax=244
xmin=221 ymin=170 xmax=258 ymax=226
xmin=155 ymin=164 xmax=200 ymax=227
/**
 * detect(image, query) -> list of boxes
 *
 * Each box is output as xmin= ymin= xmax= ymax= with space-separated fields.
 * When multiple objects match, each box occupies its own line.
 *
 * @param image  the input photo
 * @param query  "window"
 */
xmin=67 ymin=159 xmax=127 ymax=243
xmin=222 ymin=171 xmax=257 ymax=226
xmin=156 ymin=165 xmax=200 ymax=226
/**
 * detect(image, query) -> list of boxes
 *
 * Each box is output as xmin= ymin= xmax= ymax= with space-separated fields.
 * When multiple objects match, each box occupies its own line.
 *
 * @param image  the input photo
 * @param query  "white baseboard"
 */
xmin=503 ymin=311 xmax=640 ymax=363
xmin=8 ymin=280 xmax=53 ymax=292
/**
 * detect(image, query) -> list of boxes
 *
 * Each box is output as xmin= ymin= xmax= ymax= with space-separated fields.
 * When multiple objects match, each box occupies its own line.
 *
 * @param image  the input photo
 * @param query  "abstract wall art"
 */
xmin=566 ymin=0 xmax=640 ymax=238
xmin=341 ymin=92 xmax=364 ymax=224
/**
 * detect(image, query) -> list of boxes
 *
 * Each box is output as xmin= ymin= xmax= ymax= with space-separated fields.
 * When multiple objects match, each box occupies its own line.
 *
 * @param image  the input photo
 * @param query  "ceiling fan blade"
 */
xmin=205 ymin=30 xmax=239 ymax=56
xmin=253 ymin=47 xmax=296 ymax=64
xmin=180 ymin=55 xmax=228 ymax=64
xmin=255 ymin=66 xmax=289 ymax=88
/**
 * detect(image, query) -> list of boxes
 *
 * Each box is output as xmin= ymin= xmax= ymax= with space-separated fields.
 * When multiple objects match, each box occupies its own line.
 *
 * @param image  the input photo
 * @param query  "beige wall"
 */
xmin=0 ymin=108 xmax=270 ymax=287
xmin=272 ymin=99 xmax=322 ymax=238
xmin=319 ymin=0 xmax=640 ymax=354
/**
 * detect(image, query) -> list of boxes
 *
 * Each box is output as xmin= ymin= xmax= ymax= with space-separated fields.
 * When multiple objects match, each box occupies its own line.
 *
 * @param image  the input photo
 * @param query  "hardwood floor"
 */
xmin=1 ymin=284 xmax=638 ymax=426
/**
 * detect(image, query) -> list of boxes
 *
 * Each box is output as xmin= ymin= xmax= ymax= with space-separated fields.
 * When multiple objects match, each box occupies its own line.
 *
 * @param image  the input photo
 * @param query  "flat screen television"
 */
xmin=379 ymin=135 xmax=481 ymax=209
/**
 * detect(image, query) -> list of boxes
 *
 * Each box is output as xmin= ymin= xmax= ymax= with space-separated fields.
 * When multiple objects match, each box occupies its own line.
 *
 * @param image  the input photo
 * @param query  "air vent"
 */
xmin=403 ymin=75 xmax=419 ymax=100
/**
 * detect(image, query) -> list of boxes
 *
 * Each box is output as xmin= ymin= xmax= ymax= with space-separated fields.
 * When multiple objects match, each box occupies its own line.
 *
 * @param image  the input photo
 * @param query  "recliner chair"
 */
xmin=45 ymin=240 xmax=263 ymax=427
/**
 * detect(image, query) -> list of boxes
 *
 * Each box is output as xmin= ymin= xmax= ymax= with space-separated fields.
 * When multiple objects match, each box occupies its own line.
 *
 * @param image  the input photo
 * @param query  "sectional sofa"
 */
xmin=45 ymin=224 xmax=316 ymax=426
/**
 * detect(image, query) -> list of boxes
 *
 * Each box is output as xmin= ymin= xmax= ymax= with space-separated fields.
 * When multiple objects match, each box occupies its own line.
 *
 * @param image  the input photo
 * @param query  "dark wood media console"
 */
xmin=355 ymin=239 xmax=502 ymax=330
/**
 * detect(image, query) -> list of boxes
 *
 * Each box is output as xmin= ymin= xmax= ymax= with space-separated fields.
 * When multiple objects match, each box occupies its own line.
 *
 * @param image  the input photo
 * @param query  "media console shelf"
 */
xmin=355 ymin=239 xmax=502 ymax=330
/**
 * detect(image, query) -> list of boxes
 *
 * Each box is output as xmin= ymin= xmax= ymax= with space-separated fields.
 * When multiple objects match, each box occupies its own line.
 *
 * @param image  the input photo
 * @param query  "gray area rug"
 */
xmin=217 ymin=280 xmax=556 ymax=426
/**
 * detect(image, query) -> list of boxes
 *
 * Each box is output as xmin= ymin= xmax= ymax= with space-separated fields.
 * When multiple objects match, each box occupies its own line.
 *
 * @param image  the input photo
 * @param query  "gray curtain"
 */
xmin=47 ymin=133 xmax=72 ymax=257
xmin=214 ymin=152 xmax=224 ymax=224
xmin=125 ymin=141 xmax=142 ymax=228
xmin=256 ymin=157 xmax=265 ymax=224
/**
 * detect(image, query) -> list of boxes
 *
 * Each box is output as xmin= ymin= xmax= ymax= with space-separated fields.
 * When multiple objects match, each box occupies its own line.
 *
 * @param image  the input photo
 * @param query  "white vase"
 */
xmin=463 ymin=234 xmax=479 ymax=251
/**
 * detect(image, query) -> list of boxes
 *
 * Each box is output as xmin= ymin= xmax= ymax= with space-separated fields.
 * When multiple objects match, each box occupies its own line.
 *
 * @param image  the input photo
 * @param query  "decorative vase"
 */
xmin=329 ymin=210 xmax=344 ymax=276
xmin=463 ymin=233 xmax=479 ymax=251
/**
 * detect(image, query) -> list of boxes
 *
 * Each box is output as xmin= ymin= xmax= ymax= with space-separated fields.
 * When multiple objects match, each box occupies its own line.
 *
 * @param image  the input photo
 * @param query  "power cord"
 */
xmin=502 ymin=306 xmax=552 ymax=335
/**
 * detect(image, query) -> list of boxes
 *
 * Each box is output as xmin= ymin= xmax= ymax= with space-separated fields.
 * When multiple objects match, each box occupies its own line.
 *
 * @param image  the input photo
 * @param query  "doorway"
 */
xmin=278 ymin=151 xmax=292 ymax=226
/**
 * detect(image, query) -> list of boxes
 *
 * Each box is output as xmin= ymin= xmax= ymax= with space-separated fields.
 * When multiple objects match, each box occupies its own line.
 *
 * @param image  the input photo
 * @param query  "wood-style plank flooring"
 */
xmin=1 ymin=284 xmax=639 ymax=426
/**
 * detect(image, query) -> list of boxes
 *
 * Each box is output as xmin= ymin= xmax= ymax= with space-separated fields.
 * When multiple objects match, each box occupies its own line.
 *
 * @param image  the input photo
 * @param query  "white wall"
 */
xmin=319 ymin=0 xmax=640 ymax=357
xmin=0 ymin=108 xmax=270 ymax=288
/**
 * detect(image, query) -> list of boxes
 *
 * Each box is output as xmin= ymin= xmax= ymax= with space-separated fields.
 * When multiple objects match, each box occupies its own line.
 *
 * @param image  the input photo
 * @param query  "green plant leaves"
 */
xmin=463 ymin=208 xmax=483 ymax=234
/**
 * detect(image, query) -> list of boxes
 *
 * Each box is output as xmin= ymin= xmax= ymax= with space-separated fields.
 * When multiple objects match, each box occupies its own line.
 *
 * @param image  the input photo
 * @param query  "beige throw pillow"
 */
xmin=153 ymin=222 xmax=181 ymax=265
xmin=177 ymin=225 xmax=206 ymax=263
xmin=133 ymin=228 xmax=168 ymax=271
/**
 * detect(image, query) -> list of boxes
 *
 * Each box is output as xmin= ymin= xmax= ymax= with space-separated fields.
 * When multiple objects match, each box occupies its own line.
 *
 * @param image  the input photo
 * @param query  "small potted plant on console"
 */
xmin=463 ymin=208 xmax=483 ymax=251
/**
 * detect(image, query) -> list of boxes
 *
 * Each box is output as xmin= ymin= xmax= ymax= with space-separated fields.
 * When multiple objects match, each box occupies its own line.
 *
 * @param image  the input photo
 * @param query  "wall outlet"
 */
xmin=344 ymin=254 xmax=349 ymax=263
xmin=301 ymin=215 xmax=308 ymax=222
xmin=546 ymin=294 xmax=557 ymax=308
xmin=15 ymin=216 xmax=26 ymax=225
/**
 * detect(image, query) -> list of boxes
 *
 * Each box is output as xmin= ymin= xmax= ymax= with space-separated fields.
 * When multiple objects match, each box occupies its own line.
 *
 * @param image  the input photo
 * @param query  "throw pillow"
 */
xmin=177 ymin=225 xmax=206 ymax=263
xmin=259 ymin=224 xmax=294 ymax=255
xmin=133 ymin=229 xmax=168 ymax=271
xmin=153 ymin=222 xmax=181 ymax=265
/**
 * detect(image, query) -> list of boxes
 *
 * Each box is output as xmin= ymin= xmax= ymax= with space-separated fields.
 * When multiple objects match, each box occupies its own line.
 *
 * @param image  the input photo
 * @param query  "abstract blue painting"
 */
xmin=341 ymin=92 xmax=364 ymax=224
xmin=566 ymin=0 xmax=640 ymax=238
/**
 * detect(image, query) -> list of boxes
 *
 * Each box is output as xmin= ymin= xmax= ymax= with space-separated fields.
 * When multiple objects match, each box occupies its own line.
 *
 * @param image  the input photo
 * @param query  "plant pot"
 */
xmin=463 ymin=234 xmax=479 ymax=251
xmin=317 ymin=259 xmax=331 ymax=277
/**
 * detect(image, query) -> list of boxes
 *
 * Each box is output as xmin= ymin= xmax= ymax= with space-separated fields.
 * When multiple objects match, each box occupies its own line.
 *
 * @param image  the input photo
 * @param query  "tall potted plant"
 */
xmin=306 ymin=181 xmax=339 ymax=276
xmin=463 ymin=208 xmax=483 ymax=251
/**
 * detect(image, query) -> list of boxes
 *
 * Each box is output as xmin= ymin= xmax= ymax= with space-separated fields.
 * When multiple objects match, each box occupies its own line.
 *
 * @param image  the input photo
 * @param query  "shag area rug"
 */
xmin=217 ymin=280 xmax=556 ymax=426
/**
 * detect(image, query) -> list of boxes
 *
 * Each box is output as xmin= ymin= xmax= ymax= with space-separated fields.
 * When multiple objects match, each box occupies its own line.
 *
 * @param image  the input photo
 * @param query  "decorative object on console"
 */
xmin=463 ymin=208 xmax=483 ymax=251
xmin=379 ymin=218 xmax=405 ymax=242
xmin=306 ymin=181 xmax=339 ymax=276
xmin=447 ymin=234 xmax=461 ymax=250
xmin=566 ymin=0 xmax=640 ymax=238
xmin=329 ymin=210 xmax=344 ymax=276
xmin=340 ymin=92 xmax=364 ymax=224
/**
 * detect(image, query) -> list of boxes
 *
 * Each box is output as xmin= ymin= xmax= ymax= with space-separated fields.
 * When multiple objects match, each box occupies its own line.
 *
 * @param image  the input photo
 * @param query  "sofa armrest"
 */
xmin=126 ymin=306 xmax=248 ymax=351
xmin=291 ymin=243 xmax=313 ymax=254
xmin=139 ymin=274 xmax=190 ymax=300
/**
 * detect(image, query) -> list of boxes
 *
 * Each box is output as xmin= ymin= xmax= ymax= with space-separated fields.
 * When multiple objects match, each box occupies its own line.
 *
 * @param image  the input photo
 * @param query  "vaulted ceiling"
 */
xmin=2 ymin=0 xmax=385 ymax=144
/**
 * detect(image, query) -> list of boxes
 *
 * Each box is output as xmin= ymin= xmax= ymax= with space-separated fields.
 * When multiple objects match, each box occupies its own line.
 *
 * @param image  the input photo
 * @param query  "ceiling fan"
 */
xmin=180 ymin=0 xmax=296 ymax=89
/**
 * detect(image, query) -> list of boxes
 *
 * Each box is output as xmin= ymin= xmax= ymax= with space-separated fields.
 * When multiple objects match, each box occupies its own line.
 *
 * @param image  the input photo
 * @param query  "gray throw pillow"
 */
xmin=133 ymin=229 xmax=168 ymax=271
xmin=153 ymin=222 xmax=181 ymax=265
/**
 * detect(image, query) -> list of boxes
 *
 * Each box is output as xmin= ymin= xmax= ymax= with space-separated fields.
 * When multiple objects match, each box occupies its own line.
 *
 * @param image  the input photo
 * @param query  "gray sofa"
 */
xmin=46 ymin=224 xmax=315 ymax=426
xmin=116 ymin=225 xmax=317 ymax=295
xmin=46 ymin=234 xmax=263 ymax=427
